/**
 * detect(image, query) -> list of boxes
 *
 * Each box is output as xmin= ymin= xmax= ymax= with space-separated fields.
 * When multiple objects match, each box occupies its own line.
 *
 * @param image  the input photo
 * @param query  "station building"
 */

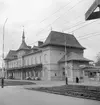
xmin=4 ymin=30 xmax=92 ymax=82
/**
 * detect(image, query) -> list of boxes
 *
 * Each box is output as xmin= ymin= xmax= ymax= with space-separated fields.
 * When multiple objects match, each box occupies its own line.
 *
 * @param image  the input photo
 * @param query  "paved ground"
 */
xmin=0 ymin=86 xmax=99 ymax=105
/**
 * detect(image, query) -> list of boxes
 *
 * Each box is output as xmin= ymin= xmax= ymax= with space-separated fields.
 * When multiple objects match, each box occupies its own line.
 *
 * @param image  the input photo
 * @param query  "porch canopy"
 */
xmin=58 ymin=52 xmax=92 ymax=63
xmin=85 ymin=0 xmax=100 ymax=20
xmin=7 ymin=64 xmax=42 ymax=71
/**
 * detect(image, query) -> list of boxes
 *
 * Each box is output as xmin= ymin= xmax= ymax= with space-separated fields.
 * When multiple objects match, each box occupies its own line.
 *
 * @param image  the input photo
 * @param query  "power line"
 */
xmin=36 ymin=0 xmax=86 ymax=36
xmin=51 ymin=0 xmax=86 ymax=25
xmin=63 ymin=15 xmax=83 ymax=26
xmin=36 ymin=0 xmax=73 ymax=35
xmin=66 ymin=19 xmax=99 ymax=33
xmin=39 ymin=0 xmax=72 ymax=24
xmin=64 ymin=20 xmax=86 ymax=32
xmin=77 ymin=31 xmax=100 ymax=38
xmin=29 ymin=29 xmax=100 ymax=47
xmin=79 ymin=33 xmax=100 ymax=40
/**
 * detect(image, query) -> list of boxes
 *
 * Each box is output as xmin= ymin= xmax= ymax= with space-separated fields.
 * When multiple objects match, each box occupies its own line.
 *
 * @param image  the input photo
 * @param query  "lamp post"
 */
xmin=1 ymin=18 xmax=8 ymax=88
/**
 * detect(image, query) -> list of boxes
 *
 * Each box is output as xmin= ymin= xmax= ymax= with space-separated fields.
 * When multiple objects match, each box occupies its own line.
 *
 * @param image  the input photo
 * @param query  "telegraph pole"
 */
xmin=64 ymin=33 xmax=68 ymax=85
xmin=1 ymin=18 xmax=8 ymax=88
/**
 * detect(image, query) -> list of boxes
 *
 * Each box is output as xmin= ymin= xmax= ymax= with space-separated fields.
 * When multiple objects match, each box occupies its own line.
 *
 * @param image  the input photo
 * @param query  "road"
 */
xmin=0 ymin=86 xmax=99 ymax=105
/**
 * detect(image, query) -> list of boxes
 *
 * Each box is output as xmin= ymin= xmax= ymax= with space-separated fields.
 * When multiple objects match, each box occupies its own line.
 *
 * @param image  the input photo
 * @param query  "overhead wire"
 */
xmin=36 ymin=0 xmax=73 ymax=35
xmin=66 ymin=19 xmax=99 ymax=33
xmin=29 ymin=0 xmax=98 ymax=46
xmin=30 ymin=20 xmax=99 ymax=46
xmin=51 ymin=0 xmax=86 ymax=25
xmin=36 ymin=0 xmax=86 ymax=36
xmin=79 ymin=33 xmax=100 ymax=40
xmin=39 ymin=0 xmax=72 ymax=24
xmin=77 ymin=31 xmax=100 ymax=38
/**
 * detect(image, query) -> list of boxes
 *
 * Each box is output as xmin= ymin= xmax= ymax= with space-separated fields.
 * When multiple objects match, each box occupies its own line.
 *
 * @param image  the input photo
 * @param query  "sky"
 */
xmin=0 ymin=0 xmax=100 ymax=67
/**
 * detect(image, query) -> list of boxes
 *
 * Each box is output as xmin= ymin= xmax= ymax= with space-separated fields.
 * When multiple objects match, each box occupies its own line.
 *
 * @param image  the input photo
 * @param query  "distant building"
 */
xmin=80 ymin=66 xmax=100 ymax=82
xmin=4 ymin=30 xmax=91 ymax=82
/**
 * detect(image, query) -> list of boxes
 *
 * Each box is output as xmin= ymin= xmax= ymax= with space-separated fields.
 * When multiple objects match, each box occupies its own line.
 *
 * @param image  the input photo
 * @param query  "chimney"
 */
xmin=38 ymin=41 xmax=43 ymax=46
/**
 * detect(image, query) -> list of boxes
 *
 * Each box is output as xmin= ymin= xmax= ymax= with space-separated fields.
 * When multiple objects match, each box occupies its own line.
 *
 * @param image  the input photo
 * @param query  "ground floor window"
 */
xmin=89 ymin=72 xmax=96 ymax=78
xmin=63 ymin=71 xmax=65 ymax=76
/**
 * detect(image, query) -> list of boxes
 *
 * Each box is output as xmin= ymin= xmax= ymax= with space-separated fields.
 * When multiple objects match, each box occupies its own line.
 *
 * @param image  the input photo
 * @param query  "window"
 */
xmin=63 ymin=71 xmax=65 ymax=76
xmin=44 ymin=54 xmax=47 ymax=63
xmin=29 ymin=57 xmax=31 ymax=65
xmin=27 ymin=58 xmax=29 ymax=65
xmin=31 ymin=57 xmax=33 ymax=65
xmin=32 ymin=57 xmax=34 ymax=64
xmin=35 ymin=57 xmax=37 ymax=64
xmin=40 ymin=56 xmax=41 ymax=63
xmin=55 ymin=73 xmax=57 ymax=76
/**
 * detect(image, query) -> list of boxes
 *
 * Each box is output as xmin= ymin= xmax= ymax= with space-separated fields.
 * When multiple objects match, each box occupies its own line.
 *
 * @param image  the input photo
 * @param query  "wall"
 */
xmin=23 ymin=52 xmax=42 ymax=66
xmin=72 ymin=61 xmax=89 ymax=82
xmin=49 ymin=46 xmax=65 ymax=80
xmin=49 ymin=46 xmax=83 ymax=81
xmin=42 ymin=46 xmax=51 ymax=80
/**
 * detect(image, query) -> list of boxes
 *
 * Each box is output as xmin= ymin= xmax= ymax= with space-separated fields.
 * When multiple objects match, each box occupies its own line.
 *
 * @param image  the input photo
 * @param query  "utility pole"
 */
xmin=1 ymin=18 xmax=8 ymax=88
xmin=64 ymin=33 xmax=68 ymax=85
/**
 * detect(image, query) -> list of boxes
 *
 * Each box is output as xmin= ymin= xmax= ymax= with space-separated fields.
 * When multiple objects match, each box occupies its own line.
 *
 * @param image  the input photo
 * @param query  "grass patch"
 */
xmin=26 ymin=85 xmax=100 ymax=101
xmin=0 ymin=79 xmax=36 ymax=86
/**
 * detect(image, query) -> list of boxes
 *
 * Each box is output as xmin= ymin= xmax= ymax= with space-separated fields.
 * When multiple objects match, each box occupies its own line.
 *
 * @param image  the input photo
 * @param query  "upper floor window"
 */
xmin=35 ymin=57 xmax=37 ymax=64
xmin=44 ymin=54 xmax=47 ymax=63
xmin=31 ymin=57 xmax=33 ymax=65
xmin=40 ymin=56 xmax=42 ymax=63
xmin=29 ymin=57 xmax=31 ymax=65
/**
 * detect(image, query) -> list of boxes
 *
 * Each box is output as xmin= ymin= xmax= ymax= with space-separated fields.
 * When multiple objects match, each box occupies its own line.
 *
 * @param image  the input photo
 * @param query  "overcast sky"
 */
xmin=0 ymin=0 xmax=100 ymax=67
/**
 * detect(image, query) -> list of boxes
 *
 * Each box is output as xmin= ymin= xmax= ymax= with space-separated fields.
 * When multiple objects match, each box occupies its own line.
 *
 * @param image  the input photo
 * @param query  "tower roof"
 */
xmin=17 ymin=29 xmax=30 ymax=51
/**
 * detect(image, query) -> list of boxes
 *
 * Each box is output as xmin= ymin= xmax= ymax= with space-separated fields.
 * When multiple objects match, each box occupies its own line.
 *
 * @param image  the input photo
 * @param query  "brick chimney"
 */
xmin=38 ymin=41 xmax=43 ymax=46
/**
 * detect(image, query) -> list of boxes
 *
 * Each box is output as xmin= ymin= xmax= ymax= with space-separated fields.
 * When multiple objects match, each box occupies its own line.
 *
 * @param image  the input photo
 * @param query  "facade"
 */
xmin=4 ymin=30 xmax=91 ymax=82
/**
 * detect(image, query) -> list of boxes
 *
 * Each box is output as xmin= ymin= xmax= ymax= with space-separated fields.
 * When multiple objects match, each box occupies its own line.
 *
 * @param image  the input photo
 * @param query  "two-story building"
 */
xmin=4 ymin=30 xmax=91 ymax=82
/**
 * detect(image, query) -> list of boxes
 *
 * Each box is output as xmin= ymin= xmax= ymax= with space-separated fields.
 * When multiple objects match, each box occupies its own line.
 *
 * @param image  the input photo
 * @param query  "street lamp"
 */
xmin=1 ymin=18 xmax=8 ymax=88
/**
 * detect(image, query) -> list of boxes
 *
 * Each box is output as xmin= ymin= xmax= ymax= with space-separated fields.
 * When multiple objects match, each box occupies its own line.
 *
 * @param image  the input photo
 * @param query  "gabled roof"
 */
xmin=40 ymin=31 xmax=85 ymax=49
xmin=4 ymin=50 xmax=17 ymax=60
xmin=58 ymin=52 xmax=92 ymax=63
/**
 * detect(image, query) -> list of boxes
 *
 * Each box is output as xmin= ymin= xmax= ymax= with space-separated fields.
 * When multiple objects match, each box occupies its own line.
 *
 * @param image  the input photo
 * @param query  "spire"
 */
xmin=17 ymin=26 xmax=30 ymax=51
xmin=22 ymin=26 xmax=25 ymax=41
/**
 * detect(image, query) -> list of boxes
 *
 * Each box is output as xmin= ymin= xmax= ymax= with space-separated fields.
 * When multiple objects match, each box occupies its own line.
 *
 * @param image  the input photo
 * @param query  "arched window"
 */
xmin=44 ymin=54 xmax=47 ymax=63
xmin=40 ymin=56 xmax=41 ymax=63
xmin=35 ymin=57 xmax=37 ymax=64
xmin=31 ymin=56 xmax=33 ymax=65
